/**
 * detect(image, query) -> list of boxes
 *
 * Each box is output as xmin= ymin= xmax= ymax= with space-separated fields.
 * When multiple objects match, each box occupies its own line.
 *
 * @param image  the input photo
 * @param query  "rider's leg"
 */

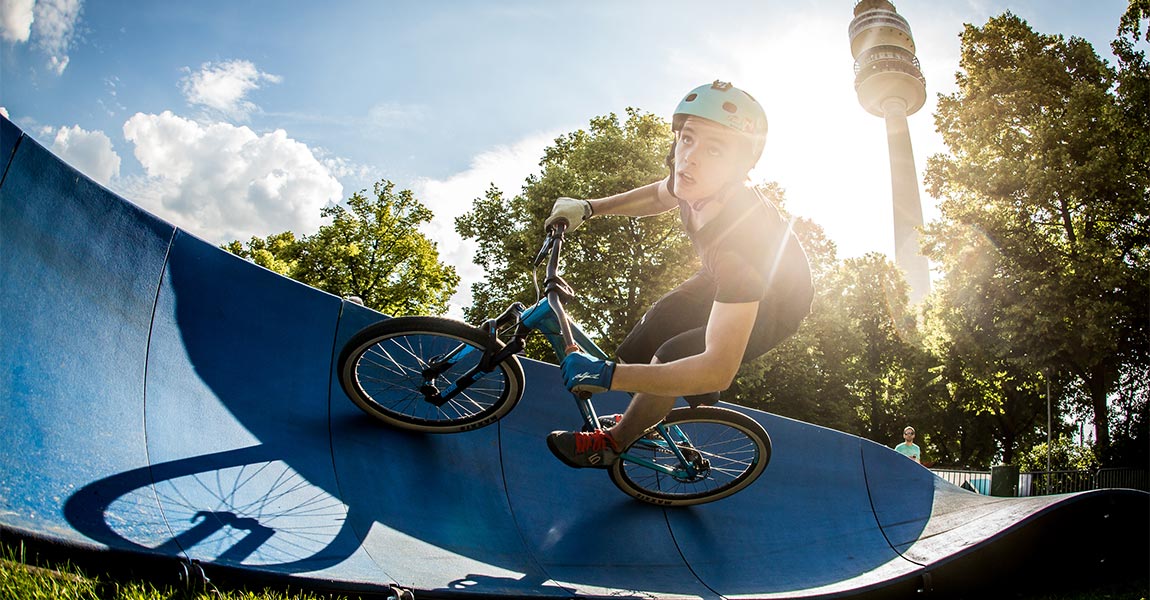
xmin=609 ymin=392 xmax=676 ymax=447
xmin=608 ymin=357 xmax=677 ymax=447
xmin=609 ymin=273 xmax=712 ymax=447
xmin=608 ymin=355 xmax=721 ymax=447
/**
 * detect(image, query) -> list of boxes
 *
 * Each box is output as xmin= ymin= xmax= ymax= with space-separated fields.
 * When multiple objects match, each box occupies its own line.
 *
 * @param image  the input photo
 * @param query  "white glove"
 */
xmin=544 ymin=197 xmax=592 ymax=231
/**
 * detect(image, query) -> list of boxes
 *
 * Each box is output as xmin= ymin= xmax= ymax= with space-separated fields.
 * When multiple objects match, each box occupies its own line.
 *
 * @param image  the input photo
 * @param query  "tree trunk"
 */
xmin=1087 ymin=363 xmax=1112 ymax=456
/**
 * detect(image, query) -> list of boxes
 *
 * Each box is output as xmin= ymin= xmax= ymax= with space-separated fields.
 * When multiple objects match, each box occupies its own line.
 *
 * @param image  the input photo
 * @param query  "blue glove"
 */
xmin=561 ymin=351 xmax=616 ymax=394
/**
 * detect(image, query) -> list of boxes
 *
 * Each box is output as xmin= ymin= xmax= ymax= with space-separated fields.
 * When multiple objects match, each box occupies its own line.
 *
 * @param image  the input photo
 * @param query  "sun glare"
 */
xmin=714 ymin=10 xmax=947 ymax=263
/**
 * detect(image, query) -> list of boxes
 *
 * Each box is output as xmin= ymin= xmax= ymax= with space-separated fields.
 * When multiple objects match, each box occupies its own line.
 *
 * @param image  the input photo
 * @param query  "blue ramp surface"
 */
xmin=1 ymin=114 xmax=1146 ymax=598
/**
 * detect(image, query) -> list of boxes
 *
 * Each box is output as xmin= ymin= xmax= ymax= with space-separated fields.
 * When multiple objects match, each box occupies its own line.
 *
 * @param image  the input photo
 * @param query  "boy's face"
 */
xmin=673 ymin=116 xmax=753 ymax=204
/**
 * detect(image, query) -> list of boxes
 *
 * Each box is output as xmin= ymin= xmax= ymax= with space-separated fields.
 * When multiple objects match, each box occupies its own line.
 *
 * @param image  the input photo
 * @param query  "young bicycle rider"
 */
xmin=544 ymin=81 xmax=815 ymax=469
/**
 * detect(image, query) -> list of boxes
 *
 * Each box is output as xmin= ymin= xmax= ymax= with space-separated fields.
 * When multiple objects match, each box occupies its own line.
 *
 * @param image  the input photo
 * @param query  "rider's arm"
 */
xmin=587 ymin=178 xmax=677 ymax=218
xmin=609 ymin=300 xmax=758 ymax=397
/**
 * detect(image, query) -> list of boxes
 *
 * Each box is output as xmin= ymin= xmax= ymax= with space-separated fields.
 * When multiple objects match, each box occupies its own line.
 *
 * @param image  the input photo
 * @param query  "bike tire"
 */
xmin=608 ymin=406 xmax=771 ymax=507
xmin=337 ymin=316 xmax=525 ymax=433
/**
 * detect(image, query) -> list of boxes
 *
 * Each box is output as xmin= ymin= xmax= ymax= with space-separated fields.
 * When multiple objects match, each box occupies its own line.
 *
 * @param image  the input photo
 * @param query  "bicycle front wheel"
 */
xmin=337 ymin=316 xmax=524 ymax=433
xmin=609 ymin=406 xmax=771 ymax=507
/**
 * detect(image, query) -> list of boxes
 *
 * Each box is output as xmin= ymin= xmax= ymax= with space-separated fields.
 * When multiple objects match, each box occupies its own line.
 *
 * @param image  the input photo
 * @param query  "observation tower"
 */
xmin=849 ymin=0 xmax=930 ymax=303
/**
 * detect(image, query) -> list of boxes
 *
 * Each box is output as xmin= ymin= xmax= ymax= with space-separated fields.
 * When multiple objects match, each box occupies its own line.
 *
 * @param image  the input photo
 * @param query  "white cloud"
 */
xmin=33 ymin=0 xmax=82 ymax=75
xmin=50 ymin=125 xmax=120 ymax=186
xmin=98 ymin=75 xmax=127 ymax=116
xmin=180 ymin=59 xmax=282 ymax=122
xmin=0 ymin=106 xmax=9 ymax=118
xmin=1 ymin=0 xmax=82 ymax=74
xmin=0 ymin=0 xmax=35 ymax=43
xmin=311 ymin=146 xmax=377 ymax=181
xmin=412 ymin=131 xmax=555 ymax=316
xmin=120 ymin=111 xmax=343 ymax=244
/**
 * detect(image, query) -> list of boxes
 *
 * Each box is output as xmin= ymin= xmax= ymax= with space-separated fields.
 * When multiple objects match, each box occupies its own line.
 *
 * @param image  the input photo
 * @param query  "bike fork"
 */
xmin=421 ymin=303 xmax=529 ymax=407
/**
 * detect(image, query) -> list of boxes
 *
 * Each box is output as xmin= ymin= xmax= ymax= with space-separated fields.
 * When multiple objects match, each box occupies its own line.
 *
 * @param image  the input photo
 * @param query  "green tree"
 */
xmin=922 ymin=12 xmax=1149 ymax=461
xmin=731 ymin=247 xmax=946 ymax=451
xmin=226 ymin=179 xmax=459 ymax=316
xmin=1017 ymin=435 xmax=1100 ymax=472
xmin=922 ymin=285 xmax=1051 ymax=466
xmin=223 ymin=231 xmax=300 ymax=277
xmin=824 ymin=254 xmax=931 ymax=443
xmin=456 ymin=109 xmax=693 ymax=360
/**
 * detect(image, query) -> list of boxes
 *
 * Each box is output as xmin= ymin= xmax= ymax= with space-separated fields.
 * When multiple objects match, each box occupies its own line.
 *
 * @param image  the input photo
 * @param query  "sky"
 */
xmin=0 ymin=0 xmax=1137 ymax=315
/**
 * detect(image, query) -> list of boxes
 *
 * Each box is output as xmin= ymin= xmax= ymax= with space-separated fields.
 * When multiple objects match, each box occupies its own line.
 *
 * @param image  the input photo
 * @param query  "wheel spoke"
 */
xmin=339 ymin=318 xmax=522 ymax=432
xmin=612 ymin=410 xmax=770 ymax=505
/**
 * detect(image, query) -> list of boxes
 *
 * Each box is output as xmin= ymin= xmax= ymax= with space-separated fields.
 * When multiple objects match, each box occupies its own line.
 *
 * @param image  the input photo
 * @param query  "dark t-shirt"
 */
xmin=616 ymin=184 xmax=815 ymax=377
xmin=679 ymin=185 xmax=814 ymax=310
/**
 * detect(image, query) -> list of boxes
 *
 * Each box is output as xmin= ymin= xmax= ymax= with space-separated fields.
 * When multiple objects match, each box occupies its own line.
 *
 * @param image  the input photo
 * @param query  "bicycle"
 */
xmin=337 ymin=222 xmax=772 ymax=506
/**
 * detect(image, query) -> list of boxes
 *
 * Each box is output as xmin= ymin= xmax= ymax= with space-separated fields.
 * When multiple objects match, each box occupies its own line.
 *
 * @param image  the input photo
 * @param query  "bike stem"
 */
xmin=544 ymin=224 xmax=580 ymax=356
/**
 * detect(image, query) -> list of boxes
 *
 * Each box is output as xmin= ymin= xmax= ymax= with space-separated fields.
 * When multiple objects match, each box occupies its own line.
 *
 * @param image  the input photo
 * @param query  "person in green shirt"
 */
xmin=895 ymin=426 xmax=921 ymax=463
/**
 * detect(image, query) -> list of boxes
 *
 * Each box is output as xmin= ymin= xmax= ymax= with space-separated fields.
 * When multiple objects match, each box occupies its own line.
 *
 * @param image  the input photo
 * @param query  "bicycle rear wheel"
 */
xmin=337 ymin=316 xmax=524 ymax=433
xmin=609 ymin=406 xmax=771 ymax=506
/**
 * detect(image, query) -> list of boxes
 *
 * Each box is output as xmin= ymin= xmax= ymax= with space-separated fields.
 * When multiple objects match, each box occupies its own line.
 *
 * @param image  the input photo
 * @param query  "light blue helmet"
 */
xmin=673 ymin=80 xmax=768 ymax=162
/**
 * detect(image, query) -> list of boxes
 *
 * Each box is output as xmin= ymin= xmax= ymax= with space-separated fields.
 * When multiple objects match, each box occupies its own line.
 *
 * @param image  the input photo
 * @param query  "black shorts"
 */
xmin=615 ymin=270 xmax=808 ymax=407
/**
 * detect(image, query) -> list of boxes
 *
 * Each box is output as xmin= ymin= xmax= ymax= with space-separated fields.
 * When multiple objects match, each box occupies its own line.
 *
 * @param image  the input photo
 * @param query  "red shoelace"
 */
xmin=575 ymin=429 xmax=618 ymax=454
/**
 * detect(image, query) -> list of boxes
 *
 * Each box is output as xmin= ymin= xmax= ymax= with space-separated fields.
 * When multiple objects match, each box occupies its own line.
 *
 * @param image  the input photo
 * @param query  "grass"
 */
xmin=0 ymin=562 xmax=344 ymax=599
xmin=0 ymin=543 xmax=361 ymax=600
xmin=1 ymin=542 xmax=1146 ymax=600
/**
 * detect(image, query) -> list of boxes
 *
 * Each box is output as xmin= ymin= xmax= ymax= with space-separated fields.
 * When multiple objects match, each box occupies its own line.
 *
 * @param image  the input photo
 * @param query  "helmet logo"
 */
xmin=730 ymin=116 xmax=757 ymax=133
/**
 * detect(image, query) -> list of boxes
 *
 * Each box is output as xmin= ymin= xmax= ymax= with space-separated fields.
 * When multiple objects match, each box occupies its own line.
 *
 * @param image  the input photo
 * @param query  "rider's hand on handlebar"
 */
xmin=545 ymin=197 xmax=592 ymax=232
xmin=561 ymin=351 xmax=616 ymax=395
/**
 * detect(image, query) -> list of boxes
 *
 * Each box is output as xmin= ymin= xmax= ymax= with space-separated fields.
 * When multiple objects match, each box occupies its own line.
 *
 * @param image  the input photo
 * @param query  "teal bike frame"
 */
xmin=519 ymin=298 xmax=705 ymax=480
xmin=435 ymin=223 xmax=706 ymax=481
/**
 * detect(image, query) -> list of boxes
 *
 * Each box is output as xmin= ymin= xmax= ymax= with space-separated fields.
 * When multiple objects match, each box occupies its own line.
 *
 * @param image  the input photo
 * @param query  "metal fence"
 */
xmin=1095 ymin=467 xmax=1150 ymax=490
xmin=932 ymin=468 xmax=992 ymax=495
xmin=930 ymin=467 xmax=1148 ymax=497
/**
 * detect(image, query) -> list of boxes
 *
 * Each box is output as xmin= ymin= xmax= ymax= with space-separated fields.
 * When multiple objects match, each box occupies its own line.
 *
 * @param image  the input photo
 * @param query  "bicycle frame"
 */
xmin=423 ymin=223 xmax=706 ymax=480
xmin=509 ymin=293 xmax=705 ymax=481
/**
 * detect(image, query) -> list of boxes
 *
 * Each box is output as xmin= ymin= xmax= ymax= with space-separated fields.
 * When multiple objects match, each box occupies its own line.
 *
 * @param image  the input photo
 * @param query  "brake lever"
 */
xmin=533 ymin=234 xmax=554 ymax=267
xmin=536 ymin=221 xmax=568 ymax=266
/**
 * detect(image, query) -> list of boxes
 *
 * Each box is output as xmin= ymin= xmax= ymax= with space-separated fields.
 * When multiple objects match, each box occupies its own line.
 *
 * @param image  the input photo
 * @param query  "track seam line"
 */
xmin=142 ymin=228 xmax=187 ymax=561
xmin=663 ymin=507 xmax=725 ymax=599
xmin=860 ymin=440 xmax=927 ymax=568
xmin=496 ymin=419 xmax=574 ymax=597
